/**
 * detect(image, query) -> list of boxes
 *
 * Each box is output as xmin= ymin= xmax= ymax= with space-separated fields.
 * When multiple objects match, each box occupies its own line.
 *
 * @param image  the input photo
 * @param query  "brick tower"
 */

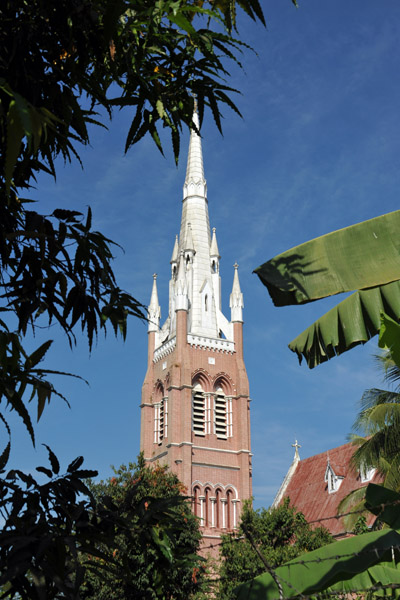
xmin=140 ymin=112 xmax=252 ymax=545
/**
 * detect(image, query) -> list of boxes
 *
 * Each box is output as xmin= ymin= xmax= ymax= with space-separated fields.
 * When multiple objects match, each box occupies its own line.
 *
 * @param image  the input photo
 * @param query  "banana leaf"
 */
xmin=255 ymin=211 xmax=400 ymax=307
xmin=254 ymin=211 xmax=400 ymax=368
xmin=289 ymin=282 xmax=400 ymax=368
xmin=234 ymin=529 xmax=400 ymax=600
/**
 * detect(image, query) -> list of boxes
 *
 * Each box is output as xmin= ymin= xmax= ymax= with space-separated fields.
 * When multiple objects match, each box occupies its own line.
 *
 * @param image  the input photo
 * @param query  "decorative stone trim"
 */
xmin=192 ymin=445 xmax=251 ymax=455
xmin=154 ymin=337 xmax=176 ymax=362
xmin=192 ymin=461 xmax=240 ymax=471
xmin=187 ymin=334 xmax=235 ymax=353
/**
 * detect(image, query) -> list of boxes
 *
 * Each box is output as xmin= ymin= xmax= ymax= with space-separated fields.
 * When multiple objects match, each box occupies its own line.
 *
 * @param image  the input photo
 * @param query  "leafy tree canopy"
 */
xmin=218 ymin=498 xmax=332 ymax=599
xmin=81 ymin=455 xmax=206 ymax=600
xmin=0 ymin=451 xmax=205 ymax=600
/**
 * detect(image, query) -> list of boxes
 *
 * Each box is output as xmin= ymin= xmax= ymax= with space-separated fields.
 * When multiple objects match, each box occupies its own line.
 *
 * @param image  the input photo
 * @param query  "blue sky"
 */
xmin=7 ymin=0 xmax=400 ymax=509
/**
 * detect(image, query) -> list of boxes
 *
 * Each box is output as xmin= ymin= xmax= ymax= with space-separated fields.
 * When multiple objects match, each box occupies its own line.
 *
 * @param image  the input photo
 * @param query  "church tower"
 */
xmin=140 ymin=112 xmax=252 ymax=544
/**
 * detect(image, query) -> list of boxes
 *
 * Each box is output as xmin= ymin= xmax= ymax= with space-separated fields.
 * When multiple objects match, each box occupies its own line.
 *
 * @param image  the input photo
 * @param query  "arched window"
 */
xmin=226 ymin=490 xmax=232 ymax=530
xmin=204 ymin=487 xmax=210 ymax=527
xmin=215 ymin=488 xmax=221 ymax=529
xmin=192 ymin=383 xmax=205 ymax=436
xmin=154 ymin=384 xmax=167 ymax=444
xmin=193 ymin=486 xmax=200 ymax=518
xmin=214 ymin=387 xmax=227 ymax=439
xmin=204 ymin=294 xmax=208 ymax=311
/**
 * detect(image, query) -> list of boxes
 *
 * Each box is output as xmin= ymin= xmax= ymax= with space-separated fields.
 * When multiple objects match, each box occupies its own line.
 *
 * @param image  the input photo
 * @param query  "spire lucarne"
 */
xmin=141 ymin=111 xmax=252 ymax=553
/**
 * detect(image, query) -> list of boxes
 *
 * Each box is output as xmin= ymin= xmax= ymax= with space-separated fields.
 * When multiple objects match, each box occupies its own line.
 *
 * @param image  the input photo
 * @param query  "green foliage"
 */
xmin=81 ymin=455 xmax=205 ymax=600
xmin=218 ymin=498 xmax=333 ymax=599
xmin=379 ymin=312 xmax=400 ymax=369
xmin=350 ymin=349 xmax=400 ymax=492
xmin=0 ymin=451 xmax=205 ymax=600
xmin=338 ymin=348 xmax=400 ymax=531
xmin=353 ymin=515 xmax=369 ymax=535
xmin=0 ymin=449 xmax=102 ymax=599
xmin=235 ymin=484 xmax=400 ymax=600
xmin=254 ymin=211 xmax=400 ymax=368
xmin=1 ymin=0 xmax=265 ymax=193
xmin=234 ymin=528 xmax=400 ymax=600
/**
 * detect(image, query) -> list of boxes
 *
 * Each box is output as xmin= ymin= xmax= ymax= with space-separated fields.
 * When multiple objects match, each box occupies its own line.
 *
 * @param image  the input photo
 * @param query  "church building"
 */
xmin=273 ymin=441 xmax=382 ymax=538
xmin=140 ymin=111 xmax=252 ymax=546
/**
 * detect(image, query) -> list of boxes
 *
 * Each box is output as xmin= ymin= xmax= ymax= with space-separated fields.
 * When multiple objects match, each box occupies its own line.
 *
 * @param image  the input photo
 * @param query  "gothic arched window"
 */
xmin=226 ymin=489 xmax=233 ymax=530
xmin=193 ymin=486 xmax=200 ymax=518
xmin=192 ymin=383 xmax=205 ymax=436
xmin=154 ymin=384 xmax=167 ymax=444
xmin=214 ymin=387 xmax=227 ymax=439
xmin=204 ymin=487 xmax=210 ymax=527
xmin=215 ymin=488 xmax=221 ymax=529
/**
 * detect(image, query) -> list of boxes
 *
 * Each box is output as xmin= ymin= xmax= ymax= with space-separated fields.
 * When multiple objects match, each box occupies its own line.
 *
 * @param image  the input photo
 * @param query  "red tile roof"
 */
xmin=279 ymin=442 xmax=383 ymax=537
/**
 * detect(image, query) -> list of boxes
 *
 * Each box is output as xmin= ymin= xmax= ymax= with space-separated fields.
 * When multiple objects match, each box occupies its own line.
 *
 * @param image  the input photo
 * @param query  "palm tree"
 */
xmin=339 ymin=351 xmax=400 ymax=530
xmin=351 ymin=351 xmax=400 ymax=490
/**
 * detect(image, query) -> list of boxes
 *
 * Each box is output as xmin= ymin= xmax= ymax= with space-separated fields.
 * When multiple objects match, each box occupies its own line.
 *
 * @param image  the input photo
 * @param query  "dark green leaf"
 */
xmin=42 ymin=444 xmax=60 ymax=475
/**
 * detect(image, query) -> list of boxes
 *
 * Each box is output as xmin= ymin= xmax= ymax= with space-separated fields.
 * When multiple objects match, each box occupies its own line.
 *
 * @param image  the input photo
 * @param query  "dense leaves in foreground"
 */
xmin=235 ymin=484 xmax=400 ymax=600
xmin=0 ymin=449 xmax=101 ymax=599
xmin=0 ymin=452 xmax=204 ymax=599
xmin=81 ymin=455 xmax=205 ymax=600
xmin=218 ymin=498 xmax=333 ymax=599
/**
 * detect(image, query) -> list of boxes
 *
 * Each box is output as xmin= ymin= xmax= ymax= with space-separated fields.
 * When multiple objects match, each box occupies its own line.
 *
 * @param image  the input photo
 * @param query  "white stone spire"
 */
xmin=230 ymin=263 xmax=244 ymax=322
xmin=155 ymin=110 xmax=239 ymax=344
xmin=148 ymin=274 xmax=161 ymax=332
xmin=179 ymin=108 xmax=214 ymax=336
xmin=183 ymin=110 xmax=207 ymax=200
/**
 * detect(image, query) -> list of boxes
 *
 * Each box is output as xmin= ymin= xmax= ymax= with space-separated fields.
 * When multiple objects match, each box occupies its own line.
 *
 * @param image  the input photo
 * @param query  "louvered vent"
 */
xmin=215 ymin=394 xmax=227 ymax=439
xmin=193 ymin=392 xmax=205 ymax=436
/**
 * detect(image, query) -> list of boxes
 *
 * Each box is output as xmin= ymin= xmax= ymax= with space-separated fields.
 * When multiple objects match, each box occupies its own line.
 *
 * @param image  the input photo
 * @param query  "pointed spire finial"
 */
xmin=230 ymin=262 xmax=244 ymax=322
xmin=210 ymin=227 xmax=220 ymax=258
xmin=148 ymin=273 xmax=161 ymax=332
xmin=183 ymin=107 xmax=206 ymax=199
